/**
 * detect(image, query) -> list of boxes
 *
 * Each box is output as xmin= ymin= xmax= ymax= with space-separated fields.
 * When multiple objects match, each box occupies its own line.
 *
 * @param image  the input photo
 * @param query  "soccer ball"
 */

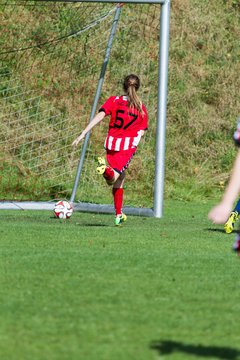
xmin=54 ymin=200 xmax=73 ymax=219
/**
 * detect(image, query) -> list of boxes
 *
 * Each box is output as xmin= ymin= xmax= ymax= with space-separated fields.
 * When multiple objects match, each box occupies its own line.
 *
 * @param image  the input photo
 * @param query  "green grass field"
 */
xmin=1 ymin=200 xmax=240 ymax=360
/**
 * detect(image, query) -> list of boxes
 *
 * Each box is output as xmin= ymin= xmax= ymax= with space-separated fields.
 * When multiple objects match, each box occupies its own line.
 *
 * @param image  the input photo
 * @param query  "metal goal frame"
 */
xmin=0 ymin=0 xmax=171 ymax=218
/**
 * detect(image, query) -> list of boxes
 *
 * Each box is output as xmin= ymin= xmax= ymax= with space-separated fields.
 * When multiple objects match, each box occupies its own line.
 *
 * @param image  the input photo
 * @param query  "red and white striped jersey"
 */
xmin=99 ymin=95 xmax=148 ymax=151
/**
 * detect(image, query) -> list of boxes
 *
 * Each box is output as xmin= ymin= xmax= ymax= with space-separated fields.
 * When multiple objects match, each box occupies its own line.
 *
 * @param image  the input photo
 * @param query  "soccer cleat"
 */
xmin=224 ymin=211 xmax=239 ymax=234
xmin=115 ymin=213 xmax=127 ymax=226
xmin=96 ymin=156 xmax=106 ymax=175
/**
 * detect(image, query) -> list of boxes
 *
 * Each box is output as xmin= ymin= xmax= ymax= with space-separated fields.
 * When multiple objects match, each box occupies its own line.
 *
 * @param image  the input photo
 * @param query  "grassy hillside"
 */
xmin=167 ymin=0 xmax=240 ymax=201
xmin=0 ymin=0 xmax=239 ymax=204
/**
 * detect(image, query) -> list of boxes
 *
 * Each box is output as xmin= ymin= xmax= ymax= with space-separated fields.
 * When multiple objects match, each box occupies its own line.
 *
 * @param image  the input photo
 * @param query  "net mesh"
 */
xmin=0 ymin=1 xmax=160 ymax=208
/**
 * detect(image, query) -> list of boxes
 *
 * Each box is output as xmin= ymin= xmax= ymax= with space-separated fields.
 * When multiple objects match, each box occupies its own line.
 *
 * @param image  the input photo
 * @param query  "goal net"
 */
xmin=0 ymin=1 xmax=165 ymax=215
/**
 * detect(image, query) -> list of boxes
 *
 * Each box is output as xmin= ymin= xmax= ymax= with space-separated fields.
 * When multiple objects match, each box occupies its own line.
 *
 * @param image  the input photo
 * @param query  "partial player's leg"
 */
xmin=113 ymin=172 xmax=127 ymax=226
xmin=96 ymin=156 xmax=119 ymax=185
xmin=233 ymin=233 xmax=240 ymax=255
xmin=97 ymin=148 xmax=136 ymax=225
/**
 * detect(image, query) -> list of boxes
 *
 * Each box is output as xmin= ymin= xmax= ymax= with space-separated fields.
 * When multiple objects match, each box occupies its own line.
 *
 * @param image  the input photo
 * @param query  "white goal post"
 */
xmin=0 ymin=0 xmax=171 ymax=217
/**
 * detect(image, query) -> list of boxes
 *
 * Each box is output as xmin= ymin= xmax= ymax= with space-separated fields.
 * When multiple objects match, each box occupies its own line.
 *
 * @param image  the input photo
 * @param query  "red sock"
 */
xmin=112 ymin=188 xmax=123 ymax=216
xmin=104 ymin=166 xmax=115 ymax=181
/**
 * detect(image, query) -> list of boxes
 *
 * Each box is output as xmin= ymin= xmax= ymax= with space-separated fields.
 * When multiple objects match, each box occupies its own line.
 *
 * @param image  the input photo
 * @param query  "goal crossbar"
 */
xmin=33 ymin=0 xmax=167 ymax=4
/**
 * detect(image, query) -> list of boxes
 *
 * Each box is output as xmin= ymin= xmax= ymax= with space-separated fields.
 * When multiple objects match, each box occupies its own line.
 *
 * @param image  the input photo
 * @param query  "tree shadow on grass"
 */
xmin=150 ymin=340 xmax=240 ymax=359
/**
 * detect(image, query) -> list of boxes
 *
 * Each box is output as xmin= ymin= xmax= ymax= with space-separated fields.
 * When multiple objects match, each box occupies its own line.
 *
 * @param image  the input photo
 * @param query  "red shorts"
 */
xmin=106 ymin=147 xmax=137 ymax=174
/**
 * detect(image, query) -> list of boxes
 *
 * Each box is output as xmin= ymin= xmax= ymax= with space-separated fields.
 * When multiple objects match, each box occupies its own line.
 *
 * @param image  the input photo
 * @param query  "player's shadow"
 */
xmin=50 ymin=217 xmax=110 ymax=226
xmin=150 ymin=340 xmax=240 ymax=359
xmin=206 ymin=228 xmax=238 ymax=234
xmin=77 ymin=223 xmax=109 ymax=227
xmin=82 ymin=224 xmax=109 ymax=227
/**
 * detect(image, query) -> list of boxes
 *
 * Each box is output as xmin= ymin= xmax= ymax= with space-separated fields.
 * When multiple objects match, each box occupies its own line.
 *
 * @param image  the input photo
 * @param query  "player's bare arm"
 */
xmin=72 ymin=111 xmax=105 ymax=147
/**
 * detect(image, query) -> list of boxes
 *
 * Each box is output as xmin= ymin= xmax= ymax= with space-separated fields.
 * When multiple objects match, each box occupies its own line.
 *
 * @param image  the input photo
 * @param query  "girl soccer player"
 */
xmin=208 ymin=122 xmax=240 ymax=252
xmin=208 ymin=150 xmax=240 ymax=225
xmin=208 ymin=149 xmax=240 ymax=252
xmin=72 ymin=74 xmax=148 ymax=226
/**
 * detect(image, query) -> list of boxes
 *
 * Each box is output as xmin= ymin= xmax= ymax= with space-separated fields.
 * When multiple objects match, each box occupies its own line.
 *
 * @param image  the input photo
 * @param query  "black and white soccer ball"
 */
xmin=54 ymin=200 xmax=73 ymax=219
